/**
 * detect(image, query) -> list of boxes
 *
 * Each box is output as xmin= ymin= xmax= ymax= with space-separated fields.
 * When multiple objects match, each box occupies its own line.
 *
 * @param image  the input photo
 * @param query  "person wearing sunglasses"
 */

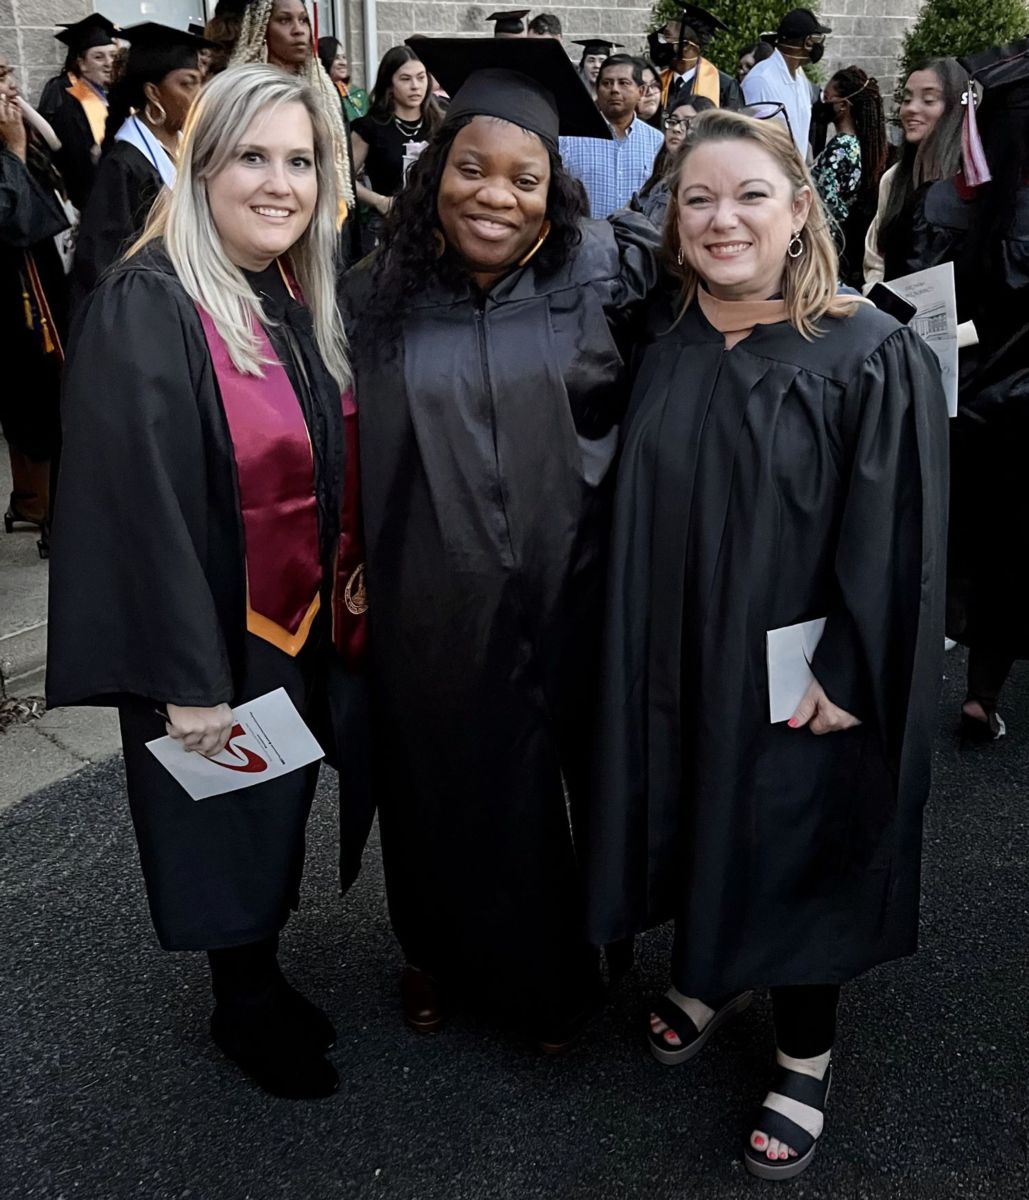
xmin=634 ymin=96 xmax=715 ymax=226
xmin=742 ymin=8 xmax=831 ymax=157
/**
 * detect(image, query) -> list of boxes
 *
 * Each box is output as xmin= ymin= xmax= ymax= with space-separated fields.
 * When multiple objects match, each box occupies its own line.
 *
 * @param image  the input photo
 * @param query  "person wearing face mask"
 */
xmin=71 ymin=23 xmax=212 ymax=305
xmin=742 ymin=8 xmax=831 ymax=157
xmin=810 ymin=67 xmax=887 ymax=286
xmin=863 ymin=58 xmax=968 ymax=288
xmin=39 ymin=15 xmax=119 ymax=210
xmin=47 ymin=65 xmax=372 ymax=1101
xmin=648 ymin=5 xmax=743 ymax=113
xmin=589 ymin=107 xmax=948 ymax=1182
xmin=340 ymin=36 xmax=658 ymax=1052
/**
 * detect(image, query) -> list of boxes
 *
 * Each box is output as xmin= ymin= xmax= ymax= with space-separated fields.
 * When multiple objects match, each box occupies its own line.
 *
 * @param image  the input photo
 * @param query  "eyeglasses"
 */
xmin=663 ymin=115 xmax=692 ymax=132
xmin=740 ymin=101 xmax=794 ymax=141
xmin=641 ymin=82 xmax=662 ymax=94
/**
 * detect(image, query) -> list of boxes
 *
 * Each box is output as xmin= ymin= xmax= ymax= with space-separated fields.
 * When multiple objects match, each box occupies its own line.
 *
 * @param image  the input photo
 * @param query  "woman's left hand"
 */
xmin=788 ymin=680 xmax=861 ymax=734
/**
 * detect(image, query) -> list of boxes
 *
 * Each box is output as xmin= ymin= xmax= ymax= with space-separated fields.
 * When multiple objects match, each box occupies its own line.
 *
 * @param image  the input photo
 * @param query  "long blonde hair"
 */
xmin=132 ymin=65 xmax=349 ymax=388
xmin=664 ymin=109 xmax=858 ymax=339
xmin=229 ymin=0 xmax=354 ymax=207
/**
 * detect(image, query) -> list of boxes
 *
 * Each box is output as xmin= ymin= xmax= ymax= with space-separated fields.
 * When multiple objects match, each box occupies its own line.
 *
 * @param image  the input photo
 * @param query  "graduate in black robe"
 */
xmin=649 ymin=6 xmax=744 ymax=113
xmin=0 ymin=61 xmax=71 ymax=554
xmin=908 ymin=39 xmax=1029 ymax=738
xmin=72 ymin=23 xmax=211 ymax=306
xmin=47 ymin=66 xmax=371 ymax=1100
xmin=41 ymin=15 xmax=119 ymax=212
xmin=340 ymin=37 xmax=658 ymax=1046
xmin=586 ymin=109 xmax=948 ymax=1181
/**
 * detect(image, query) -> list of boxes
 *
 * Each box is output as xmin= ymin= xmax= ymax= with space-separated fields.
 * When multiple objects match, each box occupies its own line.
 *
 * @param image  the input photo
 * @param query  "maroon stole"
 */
xmin=196 ymin=302 xmax=324 ymax=656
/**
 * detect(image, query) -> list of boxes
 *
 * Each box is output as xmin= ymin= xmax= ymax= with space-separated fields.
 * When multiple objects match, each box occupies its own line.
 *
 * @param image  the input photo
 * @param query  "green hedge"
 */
xmin=899 ymin=0 xmax=1029 ymax=82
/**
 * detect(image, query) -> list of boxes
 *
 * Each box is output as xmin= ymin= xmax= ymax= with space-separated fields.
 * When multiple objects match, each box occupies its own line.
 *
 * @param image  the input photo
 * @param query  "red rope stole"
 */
xmin=196 ymin=304 xmax=322 ymax=656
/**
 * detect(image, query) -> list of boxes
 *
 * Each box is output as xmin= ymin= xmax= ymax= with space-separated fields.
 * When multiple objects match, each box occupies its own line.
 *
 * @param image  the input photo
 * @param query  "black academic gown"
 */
xmin=46 ymin=244 xmax=370 ymax=950
xmin=912 ymin=180 xmax=1029 ymax=658
xmin=72 ymin=141 xmax=161 ymax=305
xmin=340 ymin=213 xmax=658 ymax=1020
xmin=666 ymin=67 xmax=743 ymax=112
xmin=587 ymin=294 xmax=949 ymax=996
xmin=0 ymin=145 xmax=70 ymax=461
xmin=46 ymin=85 xmax=104 ymax=212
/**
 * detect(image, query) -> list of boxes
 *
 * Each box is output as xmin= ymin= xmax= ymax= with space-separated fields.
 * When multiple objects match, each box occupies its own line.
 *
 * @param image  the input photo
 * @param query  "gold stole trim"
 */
xmin=660 ymin=58 xmax=723 ymax=108
xmin=66 ymin=76 xmax=107 ymax=146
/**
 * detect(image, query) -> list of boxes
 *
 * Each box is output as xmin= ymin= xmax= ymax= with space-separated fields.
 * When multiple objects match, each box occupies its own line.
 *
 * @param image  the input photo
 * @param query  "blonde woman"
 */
xmin=47 ymin=65 xmax=363 ymax=1101
xmin=229 ymin=0 xmax=354 ymax=211
xmin=588 ymin=110 xmax=949 ymax=1179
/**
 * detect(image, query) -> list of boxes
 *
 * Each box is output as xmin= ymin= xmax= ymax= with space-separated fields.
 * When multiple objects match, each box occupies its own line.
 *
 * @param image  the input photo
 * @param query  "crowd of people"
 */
xmin=0 ymin=0 xmax=1026 ymax=1185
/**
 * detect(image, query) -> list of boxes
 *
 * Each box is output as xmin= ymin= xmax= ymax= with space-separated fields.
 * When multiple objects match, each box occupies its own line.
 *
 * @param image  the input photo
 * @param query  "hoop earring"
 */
xmin=432 ymin=228 xmax=446 ymax=258
xmin=787 ymin=231 xmax=805 ymax=259
xmin=144 ymin=99 xmax=167 ymax=128
xmin=676 ymin=245 xmax=684 ymax=266
xmin=517 ymin=219 xmax=551 ymax=268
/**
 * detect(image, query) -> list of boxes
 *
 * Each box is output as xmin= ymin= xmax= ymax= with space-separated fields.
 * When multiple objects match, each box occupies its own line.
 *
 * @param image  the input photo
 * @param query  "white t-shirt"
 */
xmin=742 ymin=49 xmax=813 ymax=156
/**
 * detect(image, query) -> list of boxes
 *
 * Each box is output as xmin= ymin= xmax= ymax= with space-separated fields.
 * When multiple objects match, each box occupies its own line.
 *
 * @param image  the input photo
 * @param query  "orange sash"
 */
xmin=66 ymin=76 xmax=107 ymax=146
xmin=660 ymin=57 xmax=723 ymax=108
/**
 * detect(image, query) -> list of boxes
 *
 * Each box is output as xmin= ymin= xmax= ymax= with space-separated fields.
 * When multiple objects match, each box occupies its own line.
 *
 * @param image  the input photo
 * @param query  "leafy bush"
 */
xmin=899 ymin=0 xmax=1029 ymax=83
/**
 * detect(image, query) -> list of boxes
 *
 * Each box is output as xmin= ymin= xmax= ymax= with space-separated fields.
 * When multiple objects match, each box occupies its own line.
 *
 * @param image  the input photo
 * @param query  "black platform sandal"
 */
xmin=744 ymin=1063 xmax=831 ymax=1181
xmin=647 ymin=991 xmax=753 ymax=1066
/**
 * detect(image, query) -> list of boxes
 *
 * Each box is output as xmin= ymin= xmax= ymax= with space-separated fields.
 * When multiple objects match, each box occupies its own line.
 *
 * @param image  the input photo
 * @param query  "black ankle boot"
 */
xmin=210 ymin=991 xmax=339 ymax=1100
xmin=273 ymin=975 xmax=337 ymax=1052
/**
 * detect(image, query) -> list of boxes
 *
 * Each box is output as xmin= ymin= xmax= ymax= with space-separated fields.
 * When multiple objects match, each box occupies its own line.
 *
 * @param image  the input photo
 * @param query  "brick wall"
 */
xmin=0 ymin=0 xmax=91 ymax=104
xmin=820 ymin=0 xmax=923 ymax=100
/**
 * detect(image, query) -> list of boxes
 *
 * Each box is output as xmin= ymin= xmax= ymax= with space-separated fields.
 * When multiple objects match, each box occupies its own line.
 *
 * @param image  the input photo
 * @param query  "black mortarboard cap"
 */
xmin=572 ymin=39 xmax=623 ymax=55
xmin=407 ymin=37 xmax=611 ymax=144
xmin=488 ymin=10 xmax=530 ymax=36
xmin=188 ymin=22 xmax=206 ymax=38
xmin=674 ymin=5 xmax=730 ymax=43
xmin=119 ymin=22 xmax=217 ymax=79
xmin=961 ymin=36 xmax=1029 ymax=96
xmin=55 ymin=14 xmax=118 ymax=52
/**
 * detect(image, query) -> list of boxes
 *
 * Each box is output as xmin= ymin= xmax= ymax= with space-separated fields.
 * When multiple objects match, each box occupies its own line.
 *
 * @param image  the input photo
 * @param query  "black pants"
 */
xmin=966 ymin=646 xmax=1015 ymax=710
xmin=770 ymin=984 xmax=840 ymax=1058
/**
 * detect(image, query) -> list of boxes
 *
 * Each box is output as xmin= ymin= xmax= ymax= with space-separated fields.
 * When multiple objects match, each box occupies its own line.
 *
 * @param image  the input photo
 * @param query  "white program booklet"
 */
xmin=146 ymin=687 xmax=324 ymax=801
xmin=887 ymin=261 xmax=959 ymax=417
xmin=766 ymin=618 xmax=827 ymax=723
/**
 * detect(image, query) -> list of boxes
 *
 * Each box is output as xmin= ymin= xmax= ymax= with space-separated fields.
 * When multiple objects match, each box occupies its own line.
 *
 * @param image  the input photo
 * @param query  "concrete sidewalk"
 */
xmin=0 ymin=437 xmax=121 ymax=810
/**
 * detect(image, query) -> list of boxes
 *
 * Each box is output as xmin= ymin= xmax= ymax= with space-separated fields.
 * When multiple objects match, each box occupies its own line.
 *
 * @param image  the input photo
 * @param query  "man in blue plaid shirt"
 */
xmin=560 ymin=55 xmax=664 ymax=218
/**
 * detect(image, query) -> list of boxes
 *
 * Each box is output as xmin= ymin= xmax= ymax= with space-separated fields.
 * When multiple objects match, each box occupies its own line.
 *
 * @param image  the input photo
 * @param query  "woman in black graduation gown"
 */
xmin=340 ymin=37 xmax=658 ymax=1048
xmin=908 ymin=39 xmax=1029 ymax=739
xmin=47 ymin=65 xmax=367 ymax=1100
xmin=0 ymin=54 xmax=71 ymax=555
xmin=39 ymin=15 xmax=119 ymax=212
xmin=588 ymin=110 xmax=948 ymax=1179
xmin=72 ymin=23 xmax=209 ymax=304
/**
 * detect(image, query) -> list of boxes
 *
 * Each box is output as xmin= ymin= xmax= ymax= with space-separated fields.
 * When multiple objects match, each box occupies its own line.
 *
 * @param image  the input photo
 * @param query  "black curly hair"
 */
xmin=365 ymin=114 xmax=588 ymax=326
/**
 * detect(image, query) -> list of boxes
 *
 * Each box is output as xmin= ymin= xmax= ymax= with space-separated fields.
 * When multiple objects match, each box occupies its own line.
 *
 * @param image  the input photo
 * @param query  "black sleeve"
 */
xmin=46 ymin=268 xmax=236 ymax=709
xmin=0 ymin=148 xmax=69 ymax=247
xmin=73 ymin=152 xmax=157 ymax=297
xmin=811 ymin=327 xmax=949 ymax=738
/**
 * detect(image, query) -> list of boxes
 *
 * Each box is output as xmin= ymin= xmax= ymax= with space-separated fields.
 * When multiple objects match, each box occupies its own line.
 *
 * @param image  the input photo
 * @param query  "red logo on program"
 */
xmin=206 ymin=723 xmax=268 ymax=773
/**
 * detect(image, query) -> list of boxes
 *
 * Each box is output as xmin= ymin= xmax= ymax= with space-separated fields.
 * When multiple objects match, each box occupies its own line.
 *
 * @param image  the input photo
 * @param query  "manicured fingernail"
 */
xmin=787 ymin=718 xmax=798 ymax=728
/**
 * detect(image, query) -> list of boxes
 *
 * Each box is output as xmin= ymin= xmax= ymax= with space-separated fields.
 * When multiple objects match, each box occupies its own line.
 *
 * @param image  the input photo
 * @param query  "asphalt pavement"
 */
xmin=1 ymin=649 xmax=1026 ymax=1200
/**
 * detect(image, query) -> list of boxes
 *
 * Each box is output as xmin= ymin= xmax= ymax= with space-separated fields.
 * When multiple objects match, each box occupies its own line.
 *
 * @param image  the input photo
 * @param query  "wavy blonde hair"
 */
xmin=132 ymin=65 xmax=349 ymax=389
xmin=663 ymin=109 xmax=858 ymax=339
xmin=229 ymin=0 xmax=354 ymax=207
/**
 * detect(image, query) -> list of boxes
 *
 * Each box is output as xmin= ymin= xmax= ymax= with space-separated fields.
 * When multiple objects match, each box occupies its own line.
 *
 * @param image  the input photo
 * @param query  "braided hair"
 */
xmin=229 ymin=0 xmax=354 ymax=207
xmin=827 ymin=66 xmax=887 ymax=202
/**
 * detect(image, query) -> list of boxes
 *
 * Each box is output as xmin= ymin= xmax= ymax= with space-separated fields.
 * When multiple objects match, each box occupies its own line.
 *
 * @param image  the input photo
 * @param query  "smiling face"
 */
xmin=582 ymin=53 xmax=606 ymax=85
xmin=77 ymin=43 xmax=117 ymax=89
xmin=676 ymin=138 xmax=812 ymax=303
xmin=331 ymin=49 xmax=349 ymax=84
xmin=900 ymin=68 xmax=946 ymax=145
xmin=266 ymin=0 xmax=312 ymax=70
xmin=597 ymin=62 xmax=641 ymax=123
xmin=391 ymin=59 xmax=428 ymax=113
xmin=437 ymin=116 xmax=550 ymax=287
xmin=148 ymin=65 xmax=204 ymax=135
xmin=637 ymin=67 xmax=661 ymax=119
xmin=207 ymin=100 xmax=318 ymax=272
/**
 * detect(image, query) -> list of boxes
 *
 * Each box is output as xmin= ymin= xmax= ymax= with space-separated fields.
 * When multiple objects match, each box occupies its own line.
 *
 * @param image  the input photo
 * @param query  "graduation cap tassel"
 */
xmin=961 ymin=87 xmax=992 ymax=186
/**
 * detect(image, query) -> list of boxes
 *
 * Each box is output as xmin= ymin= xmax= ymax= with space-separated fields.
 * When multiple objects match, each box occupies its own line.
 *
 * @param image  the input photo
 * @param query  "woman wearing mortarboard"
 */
xmin=340 ymin=37 xmax=658 ymax=1050
xmin=0 ymin=50 xmax=72 ymax=557
xmin=648 ymin=4 xmax=743 ymax=112
xmin=574 ymin=38 xmax=621 ymax=100
xmin=39 ymin=15 xmax=119 ymax=211
xmin=72 ymin=23 xmax=213 ymax=305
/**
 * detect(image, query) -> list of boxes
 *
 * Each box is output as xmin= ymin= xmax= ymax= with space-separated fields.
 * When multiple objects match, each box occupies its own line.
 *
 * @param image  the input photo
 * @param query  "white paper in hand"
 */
xmin=766 ymin=618 xmax=826 ymax=723
xmin=146 ymin=687 xmax=324 ymax=801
